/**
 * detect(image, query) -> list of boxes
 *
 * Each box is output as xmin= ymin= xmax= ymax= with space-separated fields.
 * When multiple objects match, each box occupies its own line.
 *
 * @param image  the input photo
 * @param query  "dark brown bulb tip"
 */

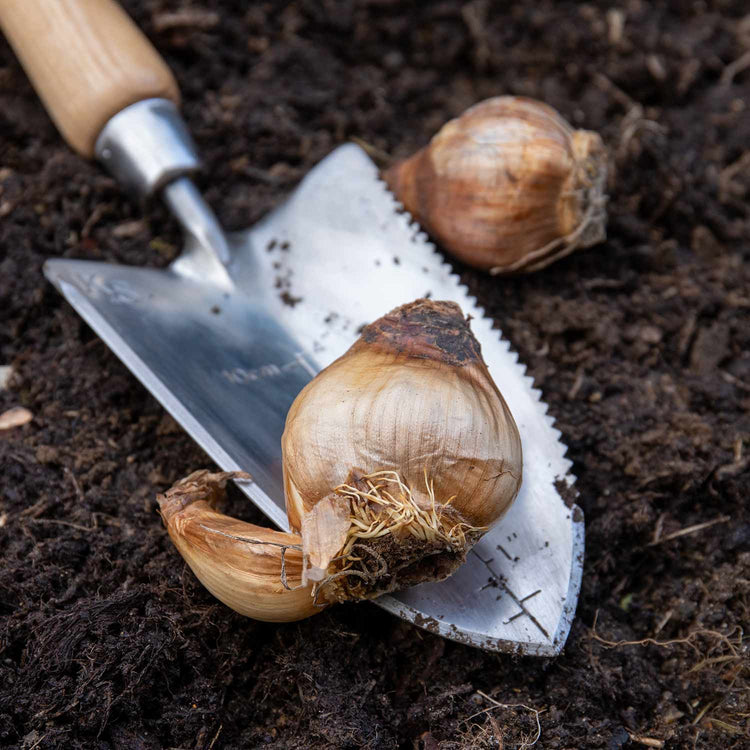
xmin=355 ymin=299 xmax=483 ymax=367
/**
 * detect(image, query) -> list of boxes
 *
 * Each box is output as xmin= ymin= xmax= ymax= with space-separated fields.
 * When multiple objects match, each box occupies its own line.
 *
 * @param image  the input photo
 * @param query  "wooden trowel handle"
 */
xmin=0 ymin=0 xmax=180 ymax=158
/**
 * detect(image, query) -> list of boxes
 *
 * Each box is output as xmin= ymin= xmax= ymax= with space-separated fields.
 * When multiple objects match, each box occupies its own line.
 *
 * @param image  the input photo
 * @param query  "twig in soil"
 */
xmin=207 ymin=723 xmax=223 ymax=749
xmin=702 ymin=718 xmax=744 ymax=735
xmin=461 ymin=0 xmax=491 ymax=71
xmin=467 ymin=690 xmax=543 ymax=749
xmin=721 ymin=370 xmax=750 ymax=394
xmin=651 ymin=514 xmax=666 ymax=547
xmin=733 ymin=436 xmax=743 ymax=464
xmin=606 ymin=9 xmax=625 ymax=45
xmin=567 ymin=367 xmax=584 ymax=400
xmin=692 ymin=701 xmax=715 ymax=726
xmin=647 ymin=515 xmax=729 ymax=546
xmin=0 ymin=365 xmax=14 ymax=389
xmin=590 ymin=610 xmax=742 ymax=659
xmin=24 ymin=732 xmax=46 ymax=750
xmin=687 ymin=653 xmax=742 ymax=674
xmin=720 ymin=50 xmax=750 ymax=86
xmin=716 ymin=437 xmax=750 ymax=479
xmin=593 ymin=72 xmax=636 ymax=110
xmin=628 ymin=734 xmax=664 ymax=748
xmin=652 ymin=608 xmax=673 ymax=636
xmin=487 ymin=714 xmax=503 ymax=748
xmin=81 ymin=202 xmax=113 ymax=238
xmin=152 ymin=9 xmax=219 ymax=32
xmin=691 ymin=701 xmax=748 ymax=736
xmin=30 ymin=517 xmax=96 ymax=532
xmin=616 ymin=105 xmax=665 ymax=163
xmin=65 ymin=466 xmax=85 ymax=503
xmin=719 ymin=152 xmax=750 ymax=203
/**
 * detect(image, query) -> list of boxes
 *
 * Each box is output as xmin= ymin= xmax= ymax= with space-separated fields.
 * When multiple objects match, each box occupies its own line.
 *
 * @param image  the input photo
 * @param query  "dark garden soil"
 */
xmin=1 ymin=1 xmax=749 ymax=748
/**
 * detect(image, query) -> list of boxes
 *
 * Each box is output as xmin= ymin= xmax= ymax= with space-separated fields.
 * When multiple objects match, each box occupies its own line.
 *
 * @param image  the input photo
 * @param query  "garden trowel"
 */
xmin=1 ymin=0 xmax=583 ymax=655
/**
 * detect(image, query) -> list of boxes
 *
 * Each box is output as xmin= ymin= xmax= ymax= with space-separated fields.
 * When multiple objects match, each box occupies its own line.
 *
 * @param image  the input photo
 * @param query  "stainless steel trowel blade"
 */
xmin=45 ymin=143 xmax=583 ymax=655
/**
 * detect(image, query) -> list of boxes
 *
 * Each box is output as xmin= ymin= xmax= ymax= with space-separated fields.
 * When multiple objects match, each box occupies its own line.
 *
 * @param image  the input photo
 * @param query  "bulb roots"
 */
xmin=312 ymin=468 xmax=485 ymax=603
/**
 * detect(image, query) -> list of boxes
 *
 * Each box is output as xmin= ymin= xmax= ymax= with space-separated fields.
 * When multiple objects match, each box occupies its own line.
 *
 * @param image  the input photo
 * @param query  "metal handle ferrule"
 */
xmin=95 ymin=98 xmax=200 ymax=196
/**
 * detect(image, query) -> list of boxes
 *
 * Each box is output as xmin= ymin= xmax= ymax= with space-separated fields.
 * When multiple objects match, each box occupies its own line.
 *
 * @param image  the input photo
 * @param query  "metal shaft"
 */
xmin=95 ymin=98 xmax=232 ymax=286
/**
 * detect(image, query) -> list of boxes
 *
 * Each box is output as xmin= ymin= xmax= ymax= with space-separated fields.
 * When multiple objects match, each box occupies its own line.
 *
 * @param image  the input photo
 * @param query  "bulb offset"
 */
xmin=385 ymin=96 xmax=608 ymax=274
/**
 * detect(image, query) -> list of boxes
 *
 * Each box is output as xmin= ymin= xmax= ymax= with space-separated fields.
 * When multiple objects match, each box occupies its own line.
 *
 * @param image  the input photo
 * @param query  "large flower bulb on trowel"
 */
xmin=282 ymin=299 xmax=522 ymax=603
xmin=158 ymin=299 xmax=522 ymax=620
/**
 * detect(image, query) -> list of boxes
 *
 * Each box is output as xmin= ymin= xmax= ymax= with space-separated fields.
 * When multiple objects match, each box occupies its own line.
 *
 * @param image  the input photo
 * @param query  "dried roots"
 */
xmin=313 ymin=469 xmax=486 ymax=604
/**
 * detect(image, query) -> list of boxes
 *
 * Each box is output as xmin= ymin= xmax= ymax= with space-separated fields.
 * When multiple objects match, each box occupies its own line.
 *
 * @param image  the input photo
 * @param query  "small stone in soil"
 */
xmin=0 ymin=406 xmax=33 ymax=430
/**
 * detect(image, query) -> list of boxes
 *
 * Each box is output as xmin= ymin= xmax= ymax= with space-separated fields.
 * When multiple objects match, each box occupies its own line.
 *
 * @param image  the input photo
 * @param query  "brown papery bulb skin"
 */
xmin=158 ymin=471 xmax=320 ymax=622
xmin=384 ymin=96 xmax=608 ymax=274
xmin=282 ymin=299 xmax=522 ymax=603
